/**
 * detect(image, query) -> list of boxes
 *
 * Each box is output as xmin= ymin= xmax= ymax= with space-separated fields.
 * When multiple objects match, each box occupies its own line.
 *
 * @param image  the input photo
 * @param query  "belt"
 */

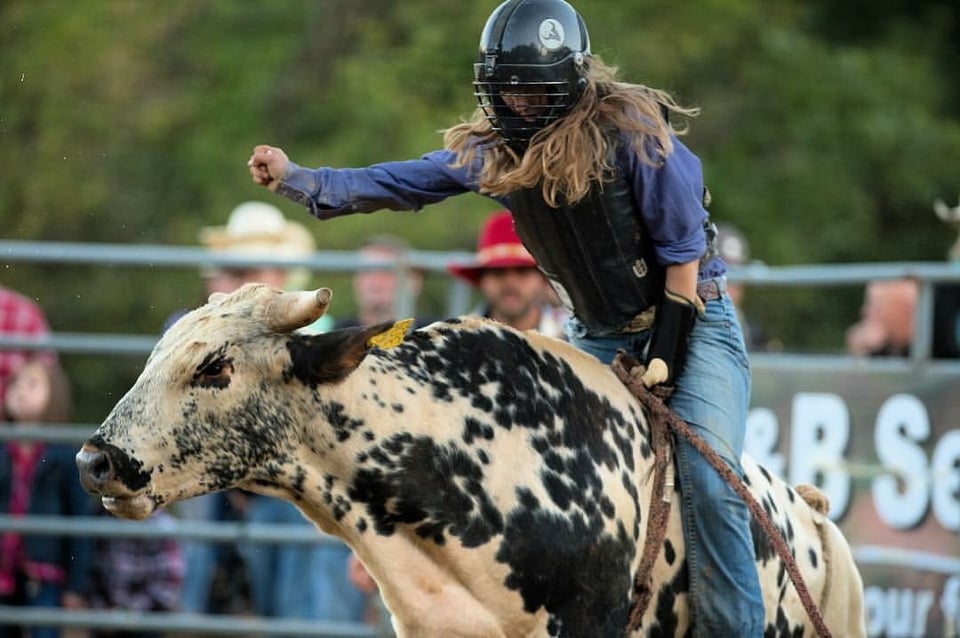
xmin=618 ymin=278 xmax=726 ymax=333
xmin=697 ymin=278 xmax=726 ymax=302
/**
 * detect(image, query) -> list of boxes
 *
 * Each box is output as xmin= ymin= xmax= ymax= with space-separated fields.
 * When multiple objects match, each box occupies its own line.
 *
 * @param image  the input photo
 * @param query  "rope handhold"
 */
xmin=611 ymin=351 xmax=832 ymax=638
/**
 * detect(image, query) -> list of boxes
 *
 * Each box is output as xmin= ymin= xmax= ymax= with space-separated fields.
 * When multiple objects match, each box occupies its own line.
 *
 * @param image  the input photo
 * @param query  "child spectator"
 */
xmin=0 ymin=358 xmax=93 ymax=638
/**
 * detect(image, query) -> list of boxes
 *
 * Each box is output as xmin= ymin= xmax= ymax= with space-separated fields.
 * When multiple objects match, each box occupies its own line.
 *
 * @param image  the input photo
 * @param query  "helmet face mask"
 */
xmin=474 ymin=0 xmax=590 ymax=148
xmin=473 ymin=63 xmax=579 ymax=145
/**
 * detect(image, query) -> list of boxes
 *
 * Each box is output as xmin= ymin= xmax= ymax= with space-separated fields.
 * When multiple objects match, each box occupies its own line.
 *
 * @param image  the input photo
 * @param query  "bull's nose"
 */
xmin=76 ymin=446 xmax=113 ymax=493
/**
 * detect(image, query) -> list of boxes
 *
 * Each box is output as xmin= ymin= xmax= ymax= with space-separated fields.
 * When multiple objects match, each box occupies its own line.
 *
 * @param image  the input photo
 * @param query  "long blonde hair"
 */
xmin=443 ymin=57 xmax=699 ymax=207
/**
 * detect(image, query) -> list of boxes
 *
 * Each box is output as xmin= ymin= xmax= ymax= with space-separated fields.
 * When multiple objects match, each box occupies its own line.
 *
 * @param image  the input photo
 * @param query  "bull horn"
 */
xmin=264 ymin=288 xmax=333 ymax=332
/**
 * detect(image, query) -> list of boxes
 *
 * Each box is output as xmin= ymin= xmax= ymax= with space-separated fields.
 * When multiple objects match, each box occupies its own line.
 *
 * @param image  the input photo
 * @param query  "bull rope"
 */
xmin=611 ymin=352 xmax=832 ymax=638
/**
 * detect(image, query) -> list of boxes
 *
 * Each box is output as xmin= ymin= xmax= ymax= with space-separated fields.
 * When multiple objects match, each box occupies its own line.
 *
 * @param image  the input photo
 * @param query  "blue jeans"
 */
xmin=239 ymin=497 xmax=367 ymax=625
xmin=566 ymin=282 xmax=765 ymax=637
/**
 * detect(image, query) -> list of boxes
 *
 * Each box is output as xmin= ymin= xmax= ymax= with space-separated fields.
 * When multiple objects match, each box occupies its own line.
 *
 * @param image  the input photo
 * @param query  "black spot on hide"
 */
xmin=768 ymin=605 xmax=805 ymax=638
xmin=348 ymin=434 xmax=504 ymax=547
xmin=649 ymin=559 xmax=686 ymax=637
xmin=321 ymin=401 xmax=365 ymax=443
xmin=663 ymin=538 xmax=676 ymax=566
xmin=497 ymin=489 xmax=634 ymax=636
xmin=86 ymin=434 xmax=151 ymax=491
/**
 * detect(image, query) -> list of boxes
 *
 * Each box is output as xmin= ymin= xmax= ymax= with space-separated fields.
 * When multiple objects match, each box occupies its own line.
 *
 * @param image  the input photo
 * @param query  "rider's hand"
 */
xmin=641 ymin=289 xmax=700 ymax=389
xmin=247 ymin=145 xmax=290 ymax=192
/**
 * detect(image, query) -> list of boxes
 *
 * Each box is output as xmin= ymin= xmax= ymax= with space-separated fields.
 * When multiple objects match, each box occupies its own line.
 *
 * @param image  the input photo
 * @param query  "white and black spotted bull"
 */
xmin=76 ymin=283 xmax=865 ymax=637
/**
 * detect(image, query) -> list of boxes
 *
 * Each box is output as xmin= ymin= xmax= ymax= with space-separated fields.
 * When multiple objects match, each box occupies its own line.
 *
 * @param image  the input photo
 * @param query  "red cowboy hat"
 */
xmin=448 ymin=210 xmax=538 ymax=285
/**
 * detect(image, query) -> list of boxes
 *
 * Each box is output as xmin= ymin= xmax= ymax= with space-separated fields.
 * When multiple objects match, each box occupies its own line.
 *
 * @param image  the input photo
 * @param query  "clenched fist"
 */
xmin=247 ymin=145 xmax=290 ymax=191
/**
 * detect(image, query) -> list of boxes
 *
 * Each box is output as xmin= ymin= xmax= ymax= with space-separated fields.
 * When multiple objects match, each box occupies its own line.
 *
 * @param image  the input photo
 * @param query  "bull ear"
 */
xmin=287 ymin=321 xmax=399 ymax=387
xmin=264 ymin=288 xmax=333 ymax=333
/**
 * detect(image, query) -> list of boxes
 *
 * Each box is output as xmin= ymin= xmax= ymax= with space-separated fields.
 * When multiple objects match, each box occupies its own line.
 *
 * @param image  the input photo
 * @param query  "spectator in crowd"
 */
xmin=88 ymin=508 xmax=184 ymax=638
xmin=165 ymin=200 xmax=328 ymax=332
xmin=845 ymin=278 xmax=918 ymax=357
xmin=713 ymin=223 xmax=771 ymax=351
xmin=0 ymin=285 xmax=55 ymax=404
xmin=448 ymin=210 xmax=567 ymax=338
xmin=336 ymin=234 xmax=427 ymax=329
xmin=0 ymin=357 xmax=92 ymax=638
xmin=197 ymin=201 xmax=318 ymax=295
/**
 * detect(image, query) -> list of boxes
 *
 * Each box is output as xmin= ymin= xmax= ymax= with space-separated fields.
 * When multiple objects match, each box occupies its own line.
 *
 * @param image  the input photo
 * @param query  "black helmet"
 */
xmin=474 ymin=0 xmax=591 ymax=147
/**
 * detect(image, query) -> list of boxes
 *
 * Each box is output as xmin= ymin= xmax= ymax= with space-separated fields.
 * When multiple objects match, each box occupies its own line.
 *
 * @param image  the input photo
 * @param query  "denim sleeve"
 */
xmin=275 ymin=149 xmax=478 ymax=220
xmin=622 ymin=136 xmax=708 ymax=266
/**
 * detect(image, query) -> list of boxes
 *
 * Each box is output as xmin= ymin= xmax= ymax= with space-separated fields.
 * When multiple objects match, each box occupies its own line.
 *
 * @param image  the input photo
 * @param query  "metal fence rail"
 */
xmin=0 ymin=239 xmax=476 ymax=322
xmin=0 ymin=515 xmax=343 ymax=546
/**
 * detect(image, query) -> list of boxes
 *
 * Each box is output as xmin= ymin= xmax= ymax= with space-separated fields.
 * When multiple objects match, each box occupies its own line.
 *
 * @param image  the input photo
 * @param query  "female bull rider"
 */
xmin=247 ymin=0 xmax=763 ymax=634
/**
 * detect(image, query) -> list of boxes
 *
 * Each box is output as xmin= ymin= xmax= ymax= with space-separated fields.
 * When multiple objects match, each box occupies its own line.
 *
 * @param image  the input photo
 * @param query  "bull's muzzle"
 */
xmin=75 ymin=438 xmax=156 ymax=520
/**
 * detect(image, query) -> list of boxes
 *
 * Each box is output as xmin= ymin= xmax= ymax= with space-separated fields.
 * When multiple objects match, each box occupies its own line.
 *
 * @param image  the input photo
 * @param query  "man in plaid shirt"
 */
xmin=0 ymin=285 xmax=54 ymax=404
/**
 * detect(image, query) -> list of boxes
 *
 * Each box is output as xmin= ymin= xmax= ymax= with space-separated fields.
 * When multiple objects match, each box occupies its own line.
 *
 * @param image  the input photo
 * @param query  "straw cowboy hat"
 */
xmin=198 ymin=201 xmax=316 ymax=289
xmin=448 ymin=210 xmax=538 ymax=285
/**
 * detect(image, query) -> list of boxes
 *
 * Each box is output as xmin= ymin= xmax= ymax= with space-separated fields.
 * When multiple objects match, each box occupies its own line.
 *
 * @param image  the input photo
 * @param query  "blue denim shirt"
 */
xmin=276 ymin=137 xmax=725 ymax=278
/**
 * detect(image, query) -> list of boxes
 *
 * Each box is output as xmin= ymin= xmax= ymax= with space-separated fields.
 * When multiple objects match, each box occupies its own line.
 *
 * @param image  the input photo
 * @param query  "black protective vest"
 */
xmin=508 ymin=170 xmax=664 ymax=333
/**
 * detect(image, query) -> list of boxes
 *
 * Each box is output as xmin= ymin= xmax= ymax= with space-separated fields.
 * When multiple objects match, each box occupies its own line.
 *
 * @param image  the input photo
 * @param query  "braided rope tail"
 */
xmin=611 ymin=351 xmax=832 ymax=638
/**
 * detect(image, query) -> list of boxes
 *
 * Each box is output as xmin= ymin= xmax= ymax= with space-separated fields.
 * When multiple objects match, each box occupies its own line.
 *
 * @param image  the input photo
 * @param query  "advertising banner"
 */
xmin=748 ymin=357 xmax=960 ymax=638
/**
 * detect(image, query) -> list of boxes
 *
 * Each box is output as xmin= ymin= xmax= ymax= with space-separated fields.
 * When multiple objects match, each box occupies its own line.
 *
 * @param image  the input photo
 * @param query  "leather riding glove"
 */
xmin=640 ymin=289 xmax=702 ymax=388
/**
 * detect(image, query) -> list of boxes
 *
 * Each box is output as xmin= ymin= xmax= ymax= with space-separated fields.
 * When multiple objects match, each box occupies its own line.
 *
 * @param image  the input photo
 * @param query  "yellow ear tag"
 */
xmin=367 ymin=318 xmax=413 ymax=349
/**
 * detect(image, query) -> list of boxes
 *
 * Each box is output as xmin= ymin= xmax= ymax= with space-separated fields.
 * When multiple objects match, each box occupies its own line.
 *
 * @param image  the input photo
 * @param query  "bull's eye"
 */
xmin=193 ymin=356 xmax=233 ymax=389
xmin=203 ymin=362 xmax=225 ymax=376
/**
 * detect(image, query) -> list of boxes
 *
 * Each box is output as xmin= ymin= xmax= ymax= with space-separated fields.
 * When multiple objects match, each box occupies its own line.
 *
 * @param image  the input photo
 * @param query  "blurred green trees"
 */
xmin=2 ymin=0 xmax=959 ymax=419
